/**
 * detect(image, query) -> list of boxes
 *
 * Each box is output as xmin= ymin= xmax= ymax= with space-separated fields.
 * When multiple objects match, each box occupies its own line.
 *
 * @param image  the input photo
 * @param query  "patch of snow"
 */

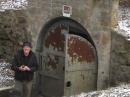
xmin=118 ymin=7 xmax=130 ymax=41
xmin=0 ymin=0 xmax=28 ymax=11
xmin=71 ymin=84 xmax=130 ymax=97
xmin=118 ymin=20 xmax=130 ymax=37
xmin=0 ymin=60 xmax=14 ymax=91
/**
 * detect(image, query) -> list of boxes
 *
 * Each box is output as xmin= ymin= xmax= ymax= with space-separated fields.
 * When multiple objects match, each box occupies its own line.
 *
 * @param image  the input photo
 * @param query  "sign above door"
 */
xmin=62 ymin=5 xmax=72 ymax=17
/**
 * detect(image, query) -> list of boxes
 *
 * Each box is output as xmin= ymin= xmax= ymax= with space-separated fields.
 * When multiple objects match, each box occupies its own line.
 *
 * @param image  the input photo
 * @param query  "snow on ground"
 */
xmin=0 ymin=0 xmax=28 ymax=11
xmin=118 ymin=7 xmax=130 ymax=41
xmin=71 ymin=84 xmax=130 ymax=97
xmin=0 ymin=60 xmax=14 ymax=91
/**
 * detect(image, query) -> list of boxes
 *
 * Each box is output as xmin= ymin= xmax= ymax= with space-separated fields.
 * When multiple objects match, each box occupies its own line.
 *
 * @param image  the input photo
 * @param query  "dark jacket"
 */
xmin=11 ymin=49 xmax=38 ymax=81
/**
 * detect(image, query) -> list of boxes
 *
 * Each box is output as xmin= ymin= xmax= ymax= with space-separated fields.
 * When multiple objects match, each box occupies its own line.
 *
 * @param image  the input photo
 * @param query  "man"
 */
xmin=11 ymin=41 xmax=38 ymax=97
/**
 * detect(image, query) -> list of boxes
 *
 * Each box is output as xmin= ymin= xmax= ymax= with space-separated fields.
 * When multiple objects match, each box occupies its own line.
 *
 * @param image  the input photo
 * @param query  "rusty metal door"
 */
xmin=64 ymin=34 xmax=97 ymax=96
xmin=39 ymin=24 xmax=67 ymax=97
xmin=38 ymin=19 xmax=97 ymax=97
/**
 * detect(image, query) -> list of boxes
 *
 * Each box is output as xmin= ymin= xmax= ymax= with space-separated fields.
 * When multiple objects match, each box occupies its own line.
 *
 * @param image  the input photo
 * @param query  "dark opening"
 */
xmin=66 ymin=81 xmax=72 ymax=87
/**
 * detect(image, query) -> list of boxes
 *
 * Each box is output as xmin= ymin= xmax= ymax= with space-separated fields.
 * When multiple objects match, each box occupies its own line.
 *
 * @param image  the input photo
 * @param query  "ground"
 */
xmin=1 ymin=84 xmax=130 ymax=97
xmin=0 ymin=89 xmax=43 ymax=97
xmin=71 ymin=84 xmax=130 ymax=97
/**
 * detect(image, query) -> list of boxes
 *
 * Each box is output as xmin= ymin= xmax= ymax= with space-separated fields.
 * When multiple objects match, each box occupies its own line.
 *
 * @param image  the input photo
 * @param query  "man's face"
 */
xmin=23 ymin=46 xmax=31 ymax=56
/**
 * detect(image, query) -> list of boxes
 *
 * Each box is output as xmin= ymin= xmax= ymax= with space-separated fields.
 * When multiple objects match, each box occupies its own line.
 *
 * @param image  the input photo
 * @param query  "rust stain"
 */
xmin=68 ymin=37 xmax=95 ymax=63
xmin=45 ymin=26 xmax=65 ymax=52
xmin=46 ymin=55 xmax=58 ymax=70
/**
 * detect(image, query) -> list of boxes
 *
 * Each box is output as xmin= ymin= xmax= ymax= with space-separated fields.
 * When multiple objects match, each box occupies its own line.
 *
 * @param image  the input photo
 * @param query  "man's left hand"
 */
xmin=24 ymin=66 xmax=31 ymax=71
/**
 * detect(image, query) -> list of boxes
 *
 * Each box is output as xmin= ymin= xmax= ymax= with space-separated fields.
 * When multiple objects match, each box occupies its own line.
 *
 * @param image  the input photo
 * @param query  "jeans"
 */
xmin=13 ymin=80 xmax=33 ymax=97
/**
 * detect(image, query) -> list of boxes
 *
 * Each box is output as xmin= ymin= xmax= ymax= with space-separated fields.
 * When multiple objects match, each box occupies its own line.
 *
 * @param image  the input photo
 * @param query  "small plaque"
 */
xmin=62 ymin=5 xmax=72 ymax=17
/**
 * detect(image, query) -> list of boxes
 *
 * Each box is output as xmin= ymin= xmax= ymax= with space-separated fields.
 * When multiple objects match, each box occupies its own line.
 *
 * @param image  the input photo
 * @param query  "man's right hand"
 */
xmin=19 ymin=65 xmax=26 ymax=71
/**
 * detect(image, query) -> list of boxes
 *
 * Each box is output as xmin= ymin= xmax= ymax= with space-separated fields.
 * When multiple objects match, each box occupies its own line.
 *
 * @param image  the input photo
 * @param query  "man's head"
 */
xmin=22 ymin=41 xmax=32 ymax=56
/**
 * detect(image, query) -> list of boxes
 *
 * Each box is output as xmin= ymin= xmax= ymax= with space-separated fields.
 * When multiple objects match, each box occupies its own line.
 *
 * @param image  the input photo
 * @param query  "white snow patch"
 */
xmin=0 ymin=0 xmax=28 ymax=11
xmin=71 ymin=84 xmax=130 ymax=97
xmin=0 ymin=60 xmax=14 ymax=91
xmin=118 ymin=7 xmax=130 ymax=41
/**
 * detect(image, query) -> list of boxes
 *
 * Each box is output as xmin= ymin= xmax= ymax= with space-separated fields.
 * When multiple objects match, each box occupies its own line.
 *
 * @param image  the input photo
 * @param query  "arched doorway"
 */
xmin=36 ymin=17 xmax=98 ymax=97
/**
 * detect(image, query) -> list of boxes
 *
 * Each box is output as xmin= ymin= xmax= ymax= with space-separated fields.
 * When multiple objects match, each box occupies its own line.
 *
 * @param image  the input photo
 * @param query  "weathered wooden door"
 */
xmin=39 ymin=24 xmax=67 ymax=97
xmin=64 ymin=34 xmax=97 ymax=96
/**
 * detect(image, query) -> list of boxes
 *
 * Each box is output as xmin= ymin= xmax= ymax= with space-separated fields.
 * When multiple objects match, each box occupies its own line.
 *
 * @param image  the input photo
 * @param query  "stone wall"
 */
xmin=110 ymin=32 xmax=130 ymax=86
xmin=0 ymin=10 xmax=31 ymax=61
xmin=110 ymin=0 xmax=130 ymax=86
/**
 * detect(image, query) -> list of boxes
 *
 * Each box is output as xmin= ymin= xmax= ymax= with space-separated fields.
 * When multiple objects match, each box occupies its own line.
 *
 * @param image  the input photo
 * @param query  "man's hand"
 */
xmin=24 ymin=66 xmax=31 ymax=71
xmin=19 ymin=65 xmax=26 ymax=71
xmin=19 ymin=65 xmax=30 ymax=71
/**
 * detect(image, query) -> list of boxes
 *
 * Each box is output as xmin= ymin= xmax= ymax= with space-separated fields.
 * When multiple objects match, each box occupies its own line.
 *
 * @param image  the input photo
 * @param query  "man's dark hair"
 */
xmin=23 ymin=41 xmax=32 ymax=48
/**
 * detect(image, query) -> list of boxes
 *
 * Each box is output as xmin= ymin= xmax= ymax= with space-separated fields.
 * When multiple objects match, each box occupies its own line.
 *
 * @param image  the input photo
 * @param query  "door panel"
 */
xmin=64 ymin=34 xmax=97 ymax=96
xmin=40 ymin=24 xmax=68 ymax=97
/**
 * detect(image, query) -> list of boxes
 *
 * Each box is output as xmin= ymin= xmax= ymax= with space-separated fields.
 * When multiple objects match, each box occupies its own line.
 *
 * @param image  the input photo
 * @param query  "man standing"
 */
xmin=11 ymin=41 xmax=38 ymax=97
